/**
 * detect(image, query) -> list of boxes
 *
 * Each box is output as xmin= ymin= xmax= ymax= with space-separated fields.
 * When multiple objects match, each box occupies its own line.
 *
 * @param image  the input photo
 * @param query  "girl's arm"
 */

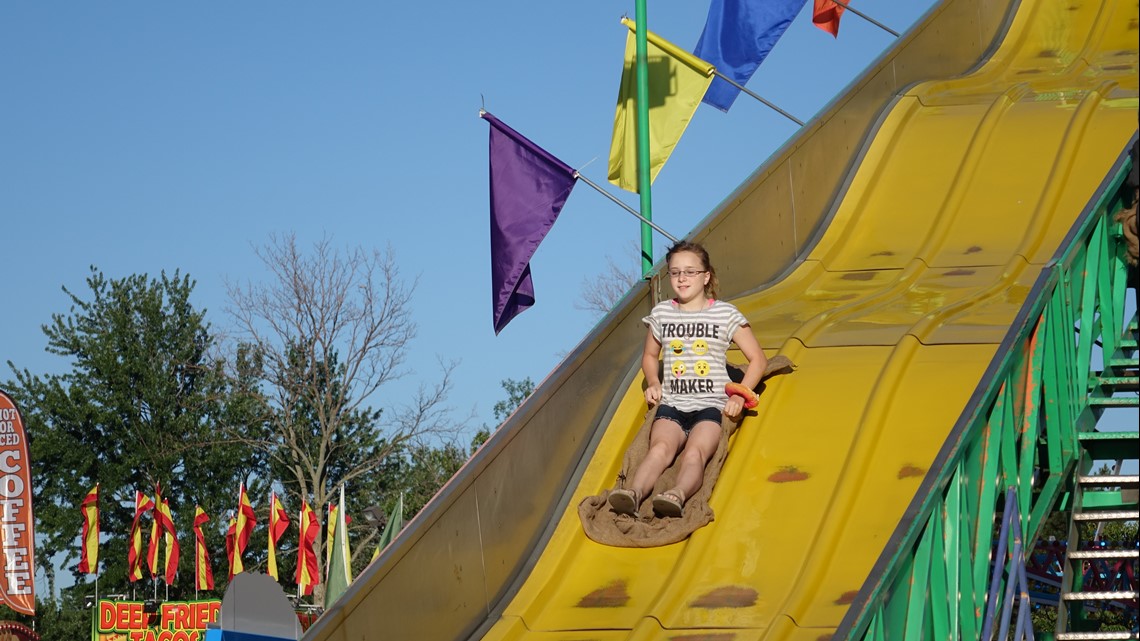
xmin=732 ymin=323 xmax=768 ymax=390
xmin=642 ymin=329 xmax=663 ymax=405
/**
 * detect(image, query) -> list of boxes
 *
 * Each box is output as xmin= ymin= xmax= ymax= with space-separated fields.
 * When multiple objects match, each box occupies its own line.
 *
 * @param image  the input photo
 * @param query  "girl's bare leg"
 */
xmin=667 ymin=420 xmax=721 ymax=501
xmin=629 ymin=419 xmax=686 ymax=498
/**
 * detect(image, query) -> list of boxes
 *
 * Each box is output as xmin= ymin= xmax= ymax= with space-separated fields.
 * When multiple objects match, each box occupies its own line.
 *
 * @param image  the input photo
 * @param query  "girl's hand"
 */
xmin=723 ymin=396 xmax=744 ymax=420
xmin=645 ymin=384 xmax=662 ymax=406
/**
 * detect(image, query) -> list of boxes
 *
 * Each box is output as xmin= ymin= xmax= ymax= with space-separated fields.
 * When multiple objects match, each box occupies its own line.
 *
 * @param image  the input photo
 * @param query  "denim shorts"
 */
xmin=654 ymin=404 xmax=722 ymax=436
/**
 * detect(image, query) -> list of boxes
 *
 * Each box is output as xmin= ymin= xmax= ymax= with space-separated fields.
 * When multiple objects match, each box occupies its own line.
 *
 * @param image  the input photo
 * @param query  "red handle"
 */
xmin=724 ymin=382 xmax=759 ymax=409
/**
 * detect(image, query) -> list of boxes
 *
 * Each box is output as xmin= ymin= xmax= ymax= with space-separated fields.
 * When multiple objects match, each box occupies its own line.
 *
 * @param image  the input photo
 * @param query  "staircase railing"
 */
xmin=833 ymin=134 xmax=1139 ymax=640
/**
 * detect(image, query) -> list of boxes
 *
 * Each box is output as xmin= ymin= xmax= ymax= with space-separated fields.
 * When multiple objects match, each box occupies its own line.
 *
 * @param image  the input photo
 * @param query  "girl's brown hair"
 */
xmin=666 ymin=240 xmax=719 ymax=299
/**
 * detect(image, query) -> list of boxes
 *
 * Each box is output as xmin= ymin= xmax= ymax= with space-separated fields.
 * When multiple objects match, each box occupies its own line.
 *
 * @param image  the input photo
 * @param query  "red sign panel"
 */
xmin=0 ymin=391 xmax=35 ymax=615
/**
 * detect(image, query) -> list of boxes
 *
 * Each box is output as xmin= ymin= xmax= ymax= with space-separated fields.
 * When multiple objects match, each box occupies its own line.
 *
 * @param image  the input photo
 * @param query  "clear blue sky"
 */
xmin=0 ymin=1 xmax=935 ymax=437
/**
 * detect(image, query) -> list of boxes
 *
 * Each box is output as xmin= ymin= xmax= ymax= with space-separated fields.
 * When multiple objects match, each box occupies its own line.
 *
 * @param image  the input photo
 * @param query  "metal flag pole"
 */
xmin=633 ymin=0 xmax=654 ymax=277
xmin=710 ymin=71 xmax=804 ymax=126
xmin=574 ymin=172 xmax=678 ymax=243
xmin=829 ymin=0 xmax=900 ymax=37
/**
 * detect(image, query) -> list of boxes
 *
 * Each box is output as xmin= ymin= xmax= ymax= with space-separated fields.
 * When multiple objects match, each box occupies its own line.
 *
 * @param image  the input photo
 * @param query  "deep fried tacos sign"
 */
xmin=0 ymin=391 xmax=34 ymax=615
xmin=94 ymin=599 xmax=221 ymax=641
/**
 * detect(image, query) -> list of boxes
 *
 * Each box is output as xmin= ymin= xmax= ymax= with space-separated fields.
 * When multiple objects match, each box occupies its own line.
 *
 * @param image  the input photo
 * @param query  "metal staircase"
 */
xmin=1055 ymin=315 xmax=1139 ymax=641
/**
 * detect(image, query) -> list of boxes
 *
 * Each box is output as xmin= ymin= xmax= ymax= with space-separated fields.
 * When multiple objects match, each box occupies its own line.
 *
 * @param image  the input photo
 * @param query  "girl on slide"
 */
xmin=608 ymin=241 xmax=767 ymax=518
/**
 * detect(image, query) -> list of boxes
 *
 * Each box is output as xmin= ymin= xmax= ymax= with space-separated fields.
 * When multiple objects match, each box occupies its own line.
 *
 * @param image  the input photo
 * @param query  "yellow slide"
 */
xmin=304 ymin=0 xmax=1137 ymax=639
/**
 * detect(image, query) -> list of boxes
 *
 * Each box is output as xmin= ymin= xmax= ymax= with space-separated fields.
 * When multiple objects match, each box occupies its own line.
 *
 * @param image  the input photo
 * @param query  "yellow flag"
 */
xmin=608 ymin=18 xmax=715 ymax=193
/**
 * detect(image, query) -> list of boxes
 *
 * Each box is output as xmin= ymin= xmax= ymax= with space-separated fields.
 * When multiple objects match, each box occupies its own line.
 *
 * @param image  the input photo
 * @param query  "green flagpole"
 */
xmin=635 ymin=0 xmax=654 ymax=277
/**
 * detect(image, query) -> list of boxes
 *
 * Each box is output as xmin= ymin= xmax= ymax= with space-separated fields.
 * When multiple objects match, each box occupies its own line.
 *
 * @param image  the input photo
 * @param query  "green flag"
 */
xmin=371 ymin=493 xmax=405 ymax=561
xmin=608 ymin=18 xmax=715 ymax=193
xmin=323 ymin=485 xmax=352 ymax=608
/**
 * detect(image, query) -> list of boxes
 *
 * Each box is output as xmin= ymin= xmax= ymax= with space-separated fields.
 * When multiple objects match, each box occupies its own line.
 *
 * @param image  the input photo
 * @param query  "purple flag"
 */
xmin=694 ymin=0 xmax=809 ymax=111
xmin=482 ymin=112 xmax=578 ymax=334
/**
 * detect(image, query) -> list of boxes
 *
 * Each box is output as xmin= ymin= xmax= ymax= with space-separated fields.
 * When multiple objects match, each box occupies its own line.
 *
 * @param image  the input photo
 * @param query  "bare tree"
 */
xmin=575 ymin=240 xmax=642 ymax=316
xmin=225 ymin=234 xmax=460 ymax=587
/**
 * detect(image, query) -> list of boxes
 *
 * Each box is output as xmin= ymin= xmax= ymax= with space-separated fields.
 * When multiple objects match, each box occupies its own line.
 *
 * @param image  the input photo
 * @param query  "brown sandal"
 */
xmin=652 ymin=489 xmax=686 ymax=518
xmin=608 ymin=488 xmax=642 ymax=516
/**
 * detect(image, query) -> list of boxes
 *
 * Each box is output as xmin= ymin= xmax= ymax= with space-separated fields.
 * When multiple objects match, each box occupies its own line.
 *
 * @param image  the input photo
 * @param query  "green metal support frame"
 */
xmin=833 ymin=134 xmax=1139 ymax=640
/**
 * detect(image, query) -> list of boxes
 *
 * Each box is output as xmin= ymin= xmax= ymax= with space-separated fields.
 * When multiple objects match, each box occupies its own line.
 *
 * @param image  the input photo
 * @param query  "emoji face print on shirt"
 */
xmin=671 ymin=360 xmax=686 ymax=377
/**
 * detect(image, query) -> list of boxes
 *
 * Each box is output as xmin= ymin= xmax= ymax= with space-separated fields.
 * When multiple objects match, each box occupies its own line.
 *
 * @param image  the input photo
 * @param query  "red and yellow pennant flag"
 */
xmin=157 ymin=498 xmax=180 ymax=584
xmin=146 ymin=485 xmax=163 ymax=578
xmin=128 ymin=491 xmax=155 ymax=582
xmin=192 ymin=506 xmax=214 ymax=591
xmin=225 ymin=514 xmax=239 ymax=579
xmin=294 ymin=501 xmax=319 ymax=596
xmin=234 ymin=484 xmax=256 ymax=576
xmin=267 ymin=492 xmax=290 ymax=581
xmin=77 ymin=484 xmax=100 ymax=574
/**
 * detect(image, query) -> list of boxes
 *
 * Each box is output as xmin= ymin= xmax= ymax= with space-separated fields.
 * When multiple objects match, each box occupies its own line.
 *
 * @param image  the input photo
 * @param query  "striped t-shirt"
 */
xmin=642 ymin=299 xmax=749 ymax=412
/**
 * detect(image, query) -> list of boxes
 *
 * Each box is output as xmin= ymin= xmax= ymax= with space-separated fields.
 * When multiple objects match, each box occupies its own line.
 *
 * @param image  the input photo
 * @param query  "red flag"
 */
xmin=128 ymin=491 xmax=155 ymax=582
xmin=813 ymin=0 xmax=847 ymax=37
xmin=78 ymin=484 xmax=100 ymax=574
xmin=294 ymin=501 xmax=320 ymax=595
xmin=157 ymin=499 xmax=180 ymax=584
xmin=267 ymin=493 xmax=290 ymax=580
xmin=193 ymin=506 xmax=214 ymax=591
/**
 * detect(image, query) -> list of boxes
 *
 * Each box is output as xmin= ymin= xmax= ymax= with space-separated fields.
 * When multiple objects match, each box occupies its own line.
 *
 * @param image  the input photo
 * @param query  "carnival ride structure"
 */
xmin=304 ymin=0 xmax=1139 ymax=638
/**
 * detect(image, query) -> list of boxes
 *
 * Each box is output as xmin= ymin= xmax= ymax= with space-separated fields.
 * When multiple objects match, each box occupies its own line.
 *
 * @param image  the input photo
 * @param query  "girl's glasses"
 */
xmin=668 ymin=269 xmax=707 ymax=279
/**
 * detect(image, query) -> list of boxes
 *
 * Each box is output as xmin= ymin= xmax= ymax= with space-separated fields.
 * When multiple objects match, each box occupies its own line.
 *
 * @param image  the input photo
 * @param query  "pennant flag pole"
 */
xmin=225 ymin=514 xmax=238 ymax=580
xmin=573 ymin=172 xmax=678 ymax=243
xmin=707 ymin=70 xmax=803 ymax=126
xmin=694 ymin=0 xmax=809 ymax=112
xmin=815 ymin=0 xmax=899 ymax=37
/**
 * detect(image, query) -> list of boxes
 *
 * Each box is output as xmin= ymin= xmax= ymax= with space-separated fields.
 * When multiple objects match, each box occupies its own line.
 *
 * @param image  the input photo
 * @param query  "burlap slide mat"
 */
xmin=578 ymin=355 xmax=796 ymax=548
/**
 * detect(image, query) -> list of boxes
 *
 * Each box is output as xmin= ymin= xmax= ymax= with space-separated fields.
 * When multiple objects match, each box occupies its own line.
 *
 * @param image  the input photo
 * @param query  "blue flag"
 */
xmin=694 ymin=0 xmax=809 ymax=111
xmin=481 ymin=112 xmax=578 ymax=334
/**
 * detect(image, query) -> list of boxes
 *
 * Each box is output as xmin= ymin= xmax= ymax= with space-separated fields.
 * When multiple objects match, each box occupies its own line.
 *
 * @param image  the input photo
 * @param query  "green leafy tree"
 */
xmin=5 ymin=268 xmax=262 ymax=601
